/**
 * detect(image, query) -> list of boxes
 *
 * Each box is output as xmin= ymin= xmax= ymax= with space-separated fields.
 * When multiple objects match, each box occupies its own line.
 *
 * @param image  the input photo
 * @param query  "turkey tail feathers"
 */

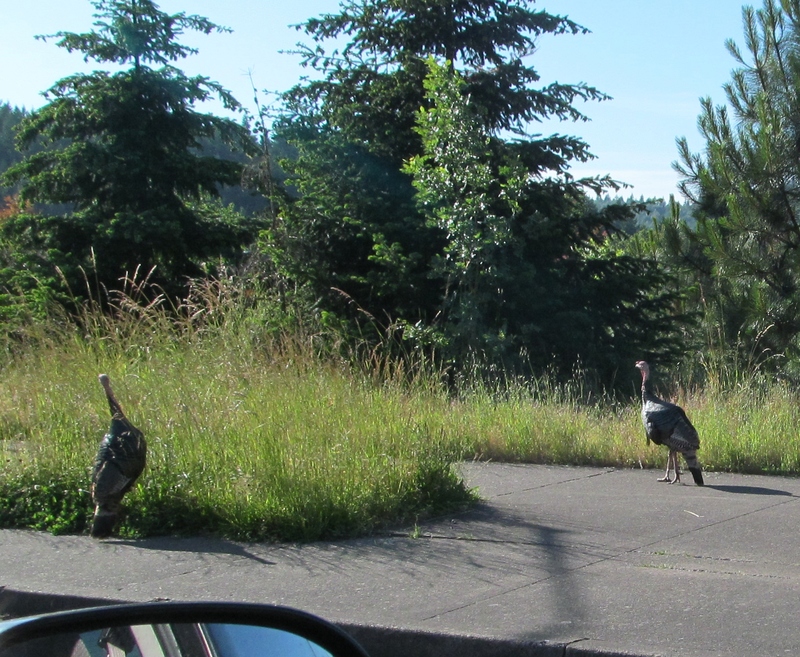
xmin=689 ymin=467 xmax=704 ymax=486
xmin=90 ymin=509 xmax=118 ymax=539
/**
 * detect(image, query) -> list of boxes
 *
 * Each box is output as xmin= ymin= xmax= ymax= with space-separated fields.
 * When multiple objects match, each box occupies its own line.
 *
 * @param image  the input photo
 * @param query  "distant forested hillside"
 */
xmin=0 ymin=103 xmax=27 ymax=197
xmin=591 ymin=194 xmax=697 ymax=233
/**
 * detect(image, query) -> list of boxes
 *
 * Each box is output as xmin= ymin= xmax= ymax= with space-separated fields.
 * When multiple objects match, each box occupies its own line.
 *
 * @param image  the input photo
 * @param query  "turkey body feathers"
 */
xmin=641 ymin=397 xmax=700 ymax=453
xmin=91 ymin=376 xmax=147 ymax=538
xmin=92 ymin=419 xmax=146 ymax=499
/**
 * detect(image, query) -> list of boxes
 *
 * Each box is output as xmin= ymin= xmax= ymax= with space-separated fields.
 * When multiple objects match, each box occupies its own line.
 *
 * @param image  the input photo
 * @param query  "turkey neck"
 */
xmin=105 ymin=392 xmax=125 ymax=420
xmin=100 ymin=379 xmax=126 ymax=420
xmin=640 ymin=372 xmax=656 ymax=405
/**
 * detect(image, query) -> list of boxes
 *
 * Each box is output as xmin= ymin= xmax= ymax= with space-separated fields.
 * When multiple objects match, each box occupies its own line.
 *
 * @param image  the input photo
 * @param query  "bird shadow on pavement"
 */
xmin=704 ymin=484 xmax=795 ymax=496
xmin=111 ymin=536 xmax=277 ymax=565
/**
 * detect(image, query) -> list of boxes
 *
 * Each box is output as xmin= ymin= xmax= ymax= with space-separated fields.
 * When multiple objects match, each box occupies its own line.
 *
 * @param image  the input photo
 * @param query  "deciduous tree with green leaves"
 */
xmin=405 ymin=58 xmax=687 ymax=379
xmin=2 ymin=0 xmax=258 ymax=298
xmin=403 ymin=58 xmax=525 ymax=359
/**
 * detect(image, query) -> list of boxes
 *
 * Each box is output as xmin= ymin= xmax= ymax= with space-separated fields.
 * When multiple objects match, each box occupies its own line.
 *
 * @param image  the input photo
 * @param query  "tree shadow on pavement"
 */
xmin=408 ymin=502 xmax=590 ymax=642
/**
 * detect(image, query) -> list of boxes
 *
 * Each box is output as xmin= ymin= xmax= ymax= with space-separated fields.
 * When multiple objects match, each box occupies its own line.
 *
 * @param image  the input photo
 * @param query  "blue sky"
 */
xmin=3 ymin=1 xmax=748 ymax=200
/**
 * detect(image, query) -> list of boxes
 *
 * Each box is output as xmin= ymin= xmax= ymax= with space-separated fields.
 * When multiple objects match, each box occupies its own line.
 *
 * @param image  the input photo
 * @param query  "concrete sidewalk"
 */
xmin=2 ymin=463 xmax=800 ymax=657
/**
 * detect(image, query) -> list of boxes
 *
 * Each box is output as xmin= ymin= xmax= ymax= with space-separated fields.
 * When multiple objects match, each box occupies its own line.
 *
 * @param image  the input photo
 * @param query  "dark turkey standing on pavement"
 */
xmin=635 ymin=361 xmax=704 ymax=486
xmin=90 ymin=374 xmax=147 ymax=538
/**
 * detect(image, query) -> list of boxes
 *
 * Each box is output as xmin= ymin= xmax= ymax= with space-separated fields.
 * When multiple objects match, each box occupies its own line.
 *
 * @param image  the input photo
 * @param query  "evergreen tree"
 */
xmin=2 ymin=0 xmax=258 ymax=297
xmin=675 ymin=0 xmax=800 ymax=376
xmin=270 ymin=0 xmax=687 ymax=382
xmin=272 ymin=0 xmax=612 ymax=324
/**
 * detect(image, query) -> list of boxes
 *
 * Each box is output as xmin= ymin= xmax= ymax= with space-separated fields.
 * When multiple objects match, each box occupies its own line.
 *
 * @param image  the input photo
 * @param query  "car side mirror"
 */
xmin=0 ymin=600 xmax=370 ymax=657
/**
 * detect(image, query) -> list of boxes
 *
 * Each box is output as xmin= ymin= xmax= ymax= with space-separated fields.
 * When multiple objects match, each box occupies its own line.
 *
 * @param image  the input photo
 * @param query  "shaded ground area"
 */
xmin=3 ymin=464 xmax=800 ymax=656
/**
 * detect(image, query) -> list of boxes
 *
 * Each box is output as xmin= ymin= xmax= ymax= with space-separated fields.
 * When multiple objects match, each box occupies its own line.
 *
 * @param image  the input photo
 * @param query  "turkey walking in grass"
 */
xmin=90 ymin=374 xmax=147 ymax=538
xmin=635 ymin=361 xmax=704 ymax=486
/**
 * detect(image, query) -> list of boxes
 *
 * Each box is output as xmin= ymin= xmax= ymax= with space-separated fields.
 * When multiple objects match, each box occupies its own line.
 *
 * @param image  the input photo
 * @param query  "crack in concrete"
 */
xmin=636 ymin=562 xmax=793 ymax=579
xmin=491 ymin=468 xmax=619 ymax=498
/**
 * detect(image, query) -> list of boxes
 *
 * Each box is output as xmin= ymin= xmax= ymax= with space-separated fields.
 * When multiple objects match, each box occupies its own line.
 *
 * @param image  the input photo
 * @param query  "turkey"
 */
xmin=90 ymin=374 xmax=147 ymax=538
xmin=635 ymin=361 xmax=704 ymax=486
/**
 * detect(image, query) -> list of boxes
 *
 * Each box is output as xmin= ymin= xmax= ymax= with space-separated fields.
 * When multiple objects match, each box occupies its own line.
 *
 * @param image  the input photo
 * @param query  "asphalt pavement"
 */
xmin=2 ymin=463 xmax=800 ymax=657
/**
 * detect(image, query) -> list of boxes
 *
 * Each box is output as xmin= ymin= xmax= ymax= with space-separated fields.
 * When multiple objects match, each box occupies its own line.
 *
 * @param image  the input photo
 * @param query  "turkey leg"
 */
xmin=658 ymin=450 xmax=680 ymax=483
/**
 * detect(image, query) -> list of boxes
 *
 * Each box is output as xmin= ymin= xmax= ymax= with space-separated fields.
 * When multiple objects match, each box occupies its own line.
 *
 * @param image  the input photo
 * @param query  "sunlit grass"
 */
xmin=0 ymin=276 xmax=478 ymax=539
xmin=690 ymin=385 xmax=800 ymax=474
xmin=2 ymin=275 xmax=800 ymax=540
xmin=0 ymin=332 xmax=476 ymax=540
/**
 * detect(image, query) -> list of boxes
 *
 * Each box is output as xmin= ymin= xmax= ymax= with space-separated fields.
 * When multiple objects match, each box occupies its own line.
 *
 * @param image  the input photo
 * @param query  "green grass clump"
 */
xmin=0 ymin=340 xmax=476 ymax=540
